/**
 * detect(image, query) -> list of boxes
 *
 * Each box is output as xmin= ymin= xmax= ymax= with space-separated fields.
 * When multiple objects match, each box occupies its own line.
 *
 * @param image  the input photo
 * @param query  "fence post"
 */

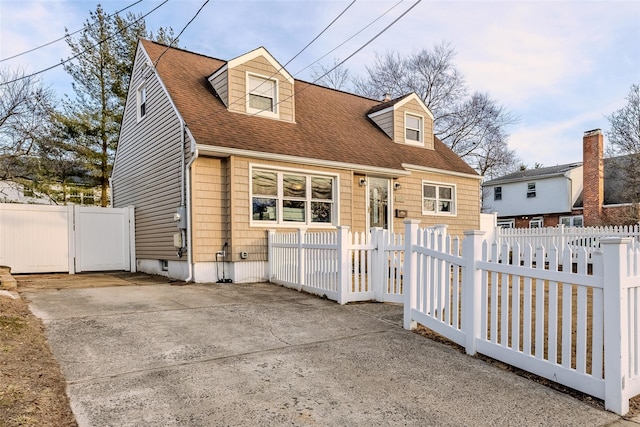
xmin=403 ymin=220 xmax=421 ymax=330
xmin=127 ymin=206 xmax=136 ymax=273
xmin=68 ymin=204 xmax=76 ymax=274
xmin=336 ymin=226 xmax=350 ymax=305
xmin=462 ymin=230 xmax=485 ymax=355
xmin=371 ymin=227 xmax=385 ymax=301
xmin=267 ymin=229 xmax=276 ymax=281
xmin=297 ymin=228 xmax=306 ymax=292
xmin=602 ymin=237 xmax=632 ymax=415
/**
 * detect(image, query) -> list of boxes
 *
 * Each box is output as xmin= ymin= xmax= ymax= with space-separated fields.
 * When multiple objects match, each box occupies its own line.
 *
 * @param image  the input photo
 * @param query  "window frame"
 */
xmin=497 ymin=219 xmax=514 ymax=228
xmin=526 ymin=182 xmax=536 ymax=198
xmin=250 ymin=165 xmax=338 ymax=227
xmin=404 ymin=112 xmax=424 ymax=145
xmin=529 ymin=217 xmax=543 ymax=228
xmin=421 ymin=181 xmax=456 ymax=216
xmin=560 ymin=215 xmax=584 ymax=227
xmin=246 ymin=72 xmax=279 ymax=118
xmin=494 ymin=186 xmax=502 ymax=201
xmin=136 ymin=82 xmax=147 ymax=122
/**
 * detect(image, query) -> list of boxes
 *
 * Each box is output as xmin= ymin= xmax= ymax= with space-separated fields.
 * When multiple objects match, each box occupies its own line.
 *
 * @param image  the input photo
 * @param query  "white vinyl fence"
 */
xmin=497 ymin=224 xmax=640 ymax=264
xmin=268 ymin=226 xmax=445 ymax=304
xmin=403 ymin=220 xmax=640 ymax=415
xmin=0 ymin=203 xmax=135 ymax=274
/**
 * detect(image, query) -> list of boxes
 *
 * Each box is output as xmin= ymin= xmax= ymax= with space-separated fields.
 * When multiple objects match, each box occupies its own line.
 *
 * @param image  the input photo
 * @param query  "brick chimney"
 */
xmin=582 ymin=129 xmax=604 ymax=225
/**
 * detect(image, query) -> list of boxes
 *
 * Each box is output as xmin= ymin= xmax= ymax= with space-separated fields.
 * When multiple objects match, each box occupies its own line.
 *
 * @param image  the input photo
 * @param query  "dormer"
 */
xmin=208 ymin=47 xmax=295 ymax=123
xmin=367 ymin=93 xmax=434 ymax=149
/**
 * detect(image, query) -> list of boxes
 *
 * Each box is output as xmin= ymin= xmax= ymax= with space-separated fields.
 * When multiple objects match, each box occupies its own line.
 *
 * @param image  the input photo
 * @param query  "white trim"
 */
xmin=394 ymin=93 xmax=434 ymax=120
xmin=402 ymin=163 xmax=482 ymax=180
xmin=497 ymin=218 xmax=515 ymax=228
xmin=404 ymin=111 xmax=424 ymax=146
xmin=136 ymin=82 xmax=147 ymax=122
xmin=227 ymin=47 xmax=294 ymax=84
xmin=366 ymin=176 xmax=393 ymax=232
xmin=367 ymin=106 xmax=394 ymax=119
xmin=529 ymin=217 xmax=544 ymax=228
xmin=603 ymin=203 xmax=636 ymax=208
xmin=249 ymin=164 xmax=339 ymax=228
xmin=246 ymin=72 xmax=279 ymax=118
xmin=207 ymin=64 xmax=228 ymax=83
xmin=421 ymin=180 xmax=457 ymax=217
xmin=197 ymin=144 xmax=410 ymax=177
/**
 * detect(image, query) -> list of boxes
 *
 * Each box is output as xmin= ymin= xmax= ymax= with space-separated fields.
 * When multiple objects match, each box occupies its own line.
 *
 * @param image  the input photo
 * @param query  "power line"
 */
xmin=153 ymin=0 xmax=211 ymax=67
xmin=0 ymin=0 xmax=169 ymax=86
xmin=185 ymin=0 xmax=421 ymax=130
xmin=294 ymin=0 xmax=404 ymax=76
xmin=0 ymin=0 xmax=144 ymax=63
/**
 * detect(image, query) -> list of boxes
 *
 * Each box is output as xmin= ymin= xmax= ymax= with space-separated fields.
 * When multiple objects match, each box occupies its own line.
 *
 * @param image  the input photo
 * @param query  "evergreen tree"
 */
xmin=59 ymin=5 xmax=176 ymax=206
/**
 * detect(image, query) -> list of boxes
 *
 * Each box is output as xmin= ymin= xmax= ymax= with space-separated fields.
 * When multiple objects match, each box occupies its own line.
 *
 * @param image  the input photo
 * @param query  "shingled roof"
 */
xmin=140 ymin=40 xmax=477 ymax=177
xmin=483 ymin=162 xmax=582 ymax=186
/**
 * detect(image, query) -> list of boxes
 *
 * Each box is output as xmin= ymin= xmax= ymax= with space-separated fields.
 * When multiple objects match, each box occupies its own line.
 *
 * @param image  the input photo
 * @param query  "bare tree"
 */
xmin=0 ymin=67 xmax=55 ymax=181
xmin=311 ymin=58 xmax=350 ymax=90
xmin=607 ymin=83 xmax=640 ymax=155
xmin=353 ymin=42 xmax=519 ymax=178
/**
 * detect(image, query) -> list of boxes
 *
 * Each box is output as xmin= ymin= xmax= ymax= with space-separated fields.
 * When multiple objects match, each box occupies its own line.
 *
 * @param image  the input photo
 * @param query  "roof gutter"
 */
xmin=196 ymin=144 xmax=410 ymax=177
xmin=402 ymin=163 xmax=483 ymax=181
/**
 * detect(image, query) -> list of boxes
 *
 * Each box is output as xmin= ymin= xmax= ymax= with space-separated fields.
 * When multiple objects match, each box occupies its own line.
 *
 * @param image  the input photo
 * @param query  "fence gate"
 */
xmin=0 ymin=204 xmax=135 ymax=274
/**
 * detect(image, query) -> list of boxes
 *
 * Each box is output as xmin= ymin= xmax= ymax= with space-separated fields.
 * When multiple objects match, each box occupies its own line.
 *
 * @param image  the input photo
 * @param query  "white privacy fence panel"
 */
xmin=0 ymin=204 xmax=72 ymax=273
xmin=0 ymin=203 xmax=134 ymax=274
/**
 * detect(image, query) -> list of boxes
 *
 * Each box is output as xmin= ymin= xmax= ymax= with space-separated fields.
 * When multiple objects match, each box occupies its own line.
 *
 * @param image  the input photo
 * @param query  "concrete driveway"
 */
xmin=21 ymin=274 xmax=630 ymax=426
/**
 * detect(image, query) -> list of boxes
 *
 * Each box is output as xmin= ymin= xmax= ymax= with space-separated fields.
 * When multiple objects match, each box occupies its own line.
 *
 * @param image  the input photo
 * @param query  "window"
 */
xmin=405 ymin=113 xmax=423 ymax=143
xmin=527 ymin=182 xmax=536 ymax=198
xmin=422 ymin=182 xmax=455 ymax=215
xmin=497 ymin=219 xmax=514 ymax=228
xmin=251 ymin=168 xmax=335 ymax=226
xmin=529 ymin=217 xmax=543 ymax=228
xmin=494 ymin=186 xmax=502 ymax=201
xmin=136 ymin=83 xmax=147 ymax=121
xmin=247 ymin=74 xmax=277 ymax=115
xmin=560 ymin=215 xmax=583 ymax=227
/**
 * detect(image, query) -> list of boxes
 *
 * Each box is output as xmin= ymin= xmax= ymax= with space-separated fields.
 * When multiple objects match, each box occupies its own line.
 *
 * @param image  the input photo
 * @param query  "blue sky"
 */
xmin=1 ymin=0 xmax=638 ymax=169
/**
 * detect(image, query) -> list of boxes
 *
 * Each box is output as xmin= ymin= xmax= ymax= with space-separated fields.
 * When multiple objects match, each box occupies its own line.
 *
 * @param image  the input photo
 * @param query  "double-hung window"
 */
xmin=251 ymin=168 xmax=335 ymax=225
xmin=248 ymin=74 xmax=277 ymax=115
xmin=527 ymin=182 xmax=536 ymax=198
xmin=422 ymin=182 xmax=455 ymax=215
xmin=560 ymin=215 xmax=583 ymax=227
xmin=494 ymin=186 xmax=502 ymax=201
xmin=136 ymin=83 xmax=147 ymax=121
xmin=405 ymin=113 xmax=423 ymax=144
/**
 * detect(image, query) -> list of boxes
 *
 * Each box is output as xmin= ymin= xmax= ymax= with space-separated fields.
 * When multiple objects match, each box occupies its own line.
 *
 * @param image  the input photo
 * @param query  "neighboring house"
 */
xmin=483 ymin=129 xmax=637 ymax=228
xmin=0 ymin=180 xmax=54 ymax=205
xmin=111 ymin=40 xmax=481 ymax=283
xmin=0 ymin=180 xmax=106 ymax=206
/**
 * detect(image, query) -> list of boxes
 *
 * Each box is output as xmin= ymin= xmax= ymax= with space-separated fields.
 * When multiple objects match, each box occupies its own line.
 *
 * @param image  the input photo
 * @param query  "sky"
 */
xmin=0 ymin=0 xmax=638 ymax=169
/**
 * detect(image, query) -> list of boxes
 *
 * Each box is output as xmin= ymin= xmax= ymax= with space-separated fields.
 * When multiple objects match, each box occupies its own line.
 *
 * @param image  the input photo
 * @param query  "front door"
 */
xmin=368 ymin=177 xmax=389 ymax=230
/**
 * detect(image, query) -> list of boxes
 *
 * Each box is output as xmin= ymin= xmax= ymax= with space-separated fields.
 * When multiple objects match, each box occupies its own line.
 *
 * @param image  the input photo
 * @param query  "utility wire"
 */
xmin=185 ymin=0 xmax=421 ymax=129
xmin=294 ymin=0 xmax=404 ymax=76
xmin=0 ymin=0 xmax=144 ymax=63
xmin=0 ymin=0 xmax=169 ymax=86
xmin=153 ymin=0 xmax=211 ymax=67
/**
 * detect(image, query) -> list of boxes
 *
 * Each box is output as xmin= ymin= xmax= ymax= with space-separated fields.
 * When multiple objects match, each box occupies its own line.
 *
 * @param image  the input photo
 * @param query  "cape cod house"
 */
xmin=111 ymin=40 xmax=481 ymax=283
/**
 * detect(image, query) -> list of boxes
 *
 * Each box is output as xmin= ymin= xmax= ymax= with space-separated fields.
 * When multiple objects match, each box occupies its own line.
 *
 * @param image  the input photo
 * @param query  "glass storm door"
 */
xmin=368 ymin=177 xmax=389 ymax=230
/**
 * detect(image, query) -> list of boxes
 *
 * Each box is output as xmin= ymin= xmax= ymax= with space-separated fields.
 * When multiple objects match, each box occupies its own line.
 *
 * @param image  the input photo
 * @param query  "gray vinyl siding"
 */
xmin=112 ymin=45 xmax=185 ymax=261
xmin=371 ymin=111 xmax=394 ymax=140
xmin=210 ymin=69 xmax=228 ymax=107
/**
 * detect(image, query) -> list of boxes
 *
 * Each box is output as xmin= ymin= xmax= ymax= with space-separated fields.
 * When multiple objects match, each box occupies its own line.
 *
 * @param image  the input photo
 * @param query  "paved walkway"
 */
xmin=20 ymin=273 xmax=639 ymax=426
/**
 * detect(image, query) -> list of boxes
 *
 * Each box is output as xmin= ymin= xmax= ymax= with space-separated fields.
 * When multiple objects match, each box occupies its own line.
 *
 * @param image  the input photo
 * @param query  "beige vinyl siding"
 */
xmin=112 ymin=45 xmax=185 ymax=261
xmin=227 ymin=56 xmax=295 ymax=122
xmin=210 ymin=68 xmax=228 ymax=107
xmin=352 ymin=174 xmax=368 ymax=233
xmin=370 ymin=111 xmax=394 ymax=140
xmin=392 ymin=171 xmax=480 ymax=237
xmin=393 ymin=99 xmax=434 ymax=149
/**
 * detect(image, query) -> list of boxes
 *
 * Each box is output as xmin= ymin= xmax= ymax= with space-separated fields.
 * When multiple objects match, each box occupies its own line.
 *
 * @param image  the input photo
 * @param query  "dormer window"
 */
xmin=405 ymin=113 xmax=423 ymax=144
xmin=136 ymin=83 xmax=147 ymax=122
xmin=247 ymin=73 xmax=277 ymax=116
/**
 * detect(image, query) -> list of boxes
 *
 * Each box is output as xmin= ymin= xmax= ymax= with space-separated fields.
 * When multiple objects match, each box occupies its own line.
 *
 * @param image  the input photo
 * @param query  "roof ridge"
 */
xmin=140 ymin=38 xmax=228 ymax=64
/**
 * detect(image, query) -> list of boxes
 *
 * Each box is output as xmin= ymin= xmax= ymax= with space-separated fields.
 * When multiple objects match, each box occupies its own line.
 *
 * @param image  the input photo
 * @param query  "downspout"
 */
xmin=184 ymin=124 xmax=198 ymax=282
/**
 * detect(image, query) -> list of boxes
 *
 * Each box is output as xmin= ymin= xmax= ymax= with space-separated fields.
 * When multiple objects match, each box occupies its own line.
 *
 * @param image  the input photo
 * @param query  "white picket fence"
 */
xmin=497 ymin=224 xmax=640 ymax=264
xmin=268 ymin=227 xmax=445 ymax=304
xmin=403 ymin=219 xmax=640 ymax=415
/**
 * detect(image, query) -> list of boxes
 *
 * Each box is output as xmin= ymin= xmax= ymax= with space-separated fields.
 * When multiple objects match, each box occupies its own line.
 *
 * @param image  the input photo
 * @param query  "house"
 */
xmin=483 ymin=129 xmax=638 ymax=228
xmin=0 ymin=180 xmax=55 ymax=205
xmin=111 ymin=40 xmax=481 ymax=283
